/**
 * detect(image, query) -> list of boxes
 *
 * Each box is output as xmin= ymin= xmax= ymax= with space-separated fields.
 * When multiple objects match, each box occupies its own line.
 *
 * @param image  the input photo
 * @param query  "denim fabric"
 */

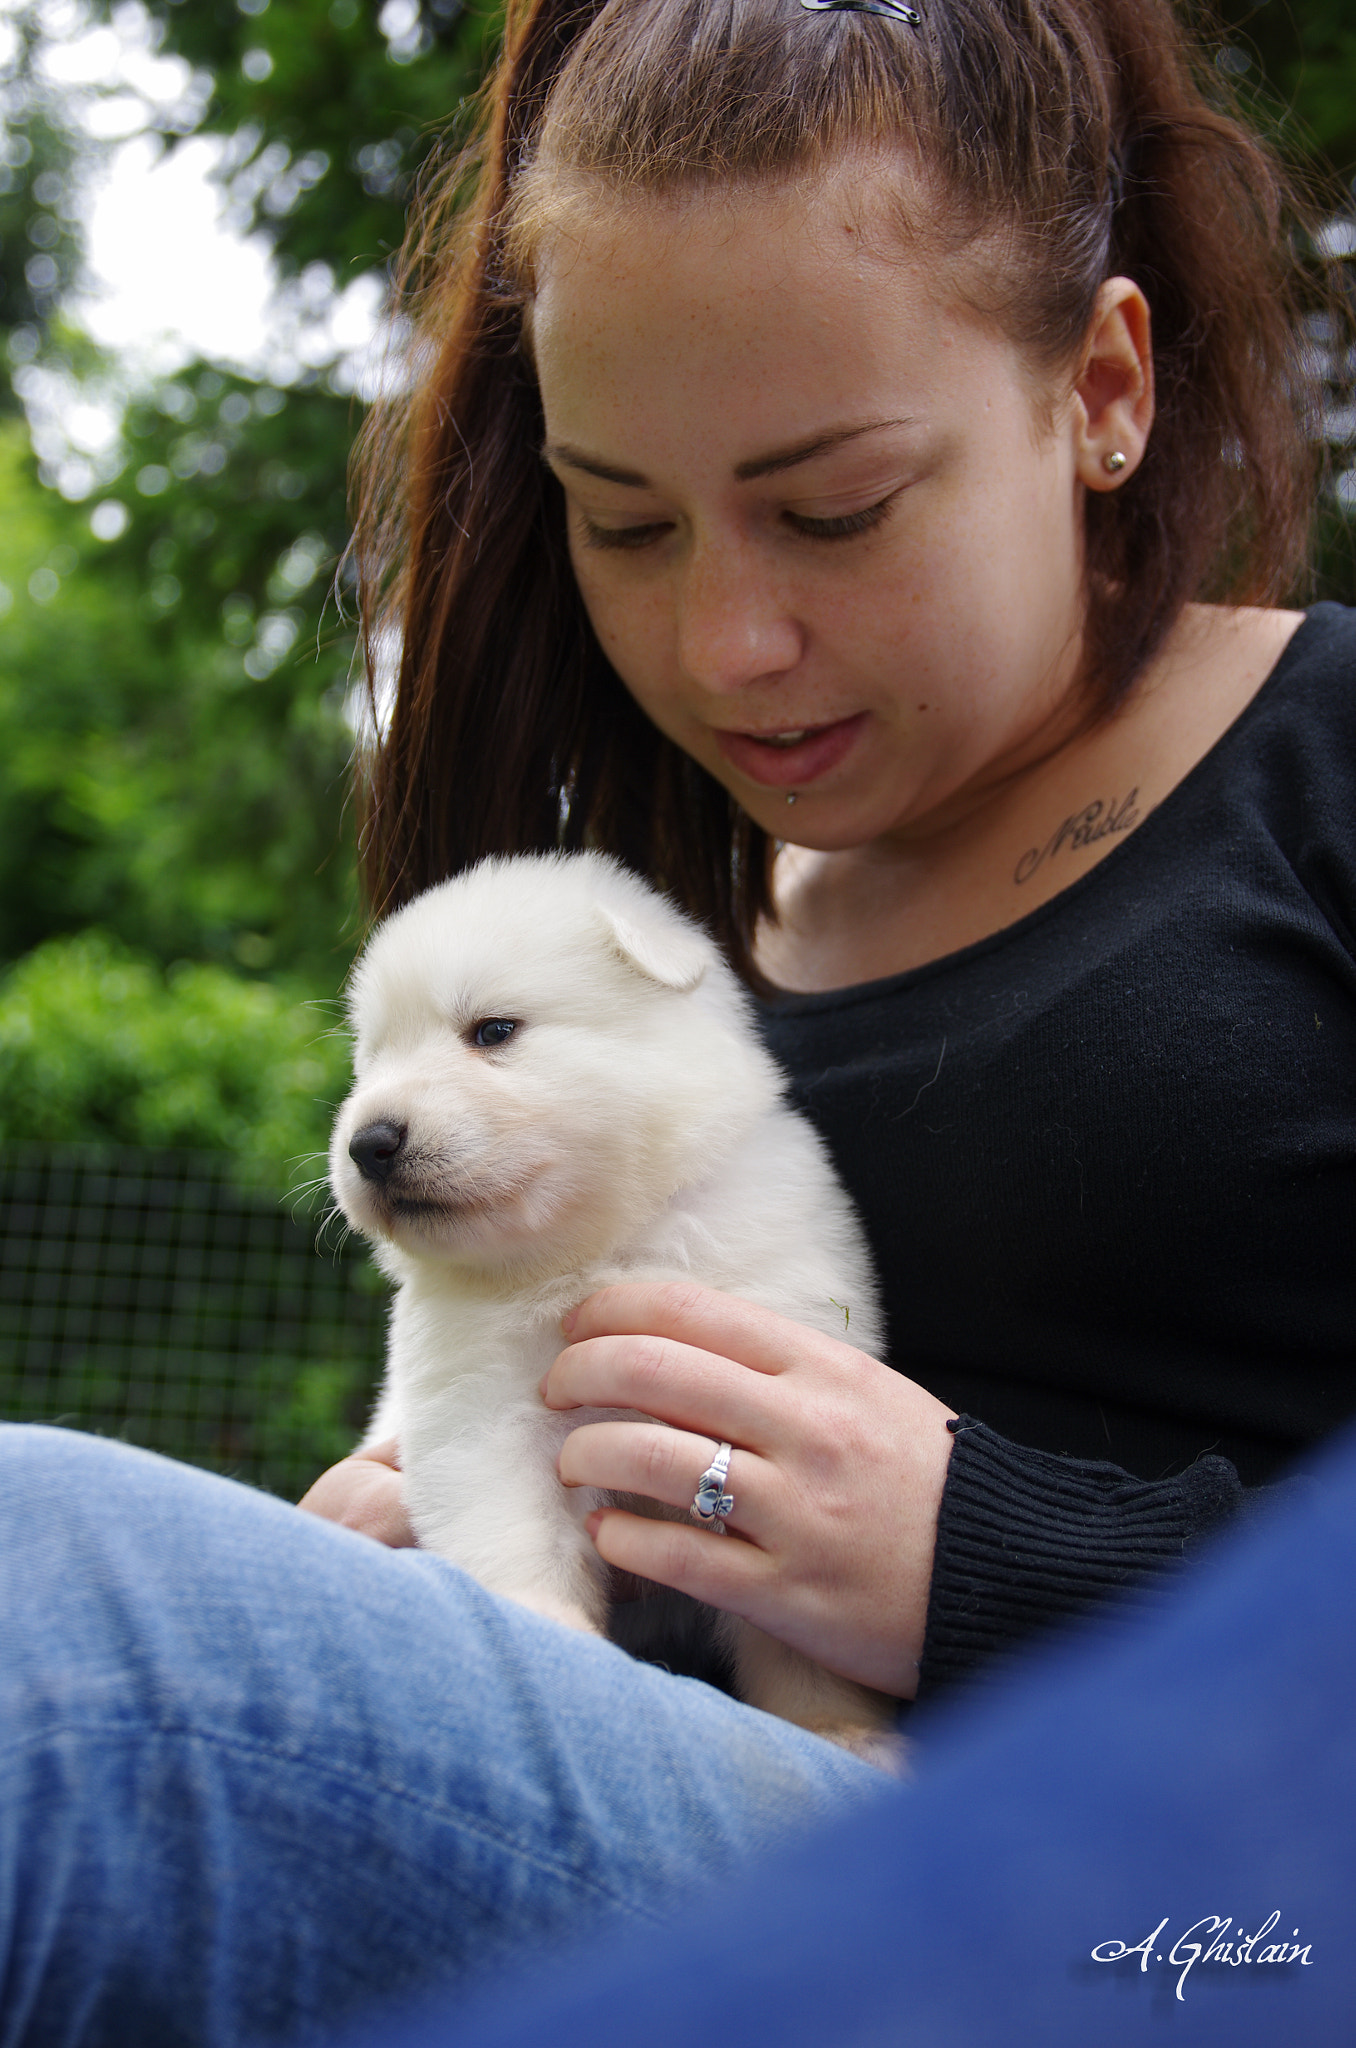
xmin=347 ymin=1424 xmax=1356 ymax=2048
xmin=0 ymin=1425 xmax=879 ymax=2047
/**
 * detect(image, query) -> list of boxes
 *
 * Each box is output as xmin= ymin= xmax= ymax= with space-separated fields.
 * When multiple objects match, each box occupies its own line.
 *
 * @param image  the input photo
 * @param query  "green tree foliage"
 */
xmin=0 ymin=412 xmax=356 ymax=979
xmin=0 ymin=107 xmax=81 ymax=403
xmin=123 ymin=0 xmax=498 ymax=278
xmin=0 ymin=927 xmax=347 ymax=1183
xmin=0 ymin=0 xmax=494 ymax=1162
xmin=1217 ymin=0 xmax=1356 ymax=179
xmin=1209 ymin=1 xmax=1356 ymax=603
xmin=0 ymin=5 xmax=83 ymax=409
xmin=1 ymin=0 xmax=493 ymax=996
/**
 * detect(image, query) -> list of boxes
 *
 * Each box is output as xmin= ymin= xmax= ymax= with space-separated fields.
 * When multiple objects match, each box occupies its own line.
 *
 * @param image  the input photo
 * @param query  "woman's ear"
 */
xmin=596 ymin=906 xmax=709 ymax=992
xmin=1072 ymin=277 xmax=1154 ymax=492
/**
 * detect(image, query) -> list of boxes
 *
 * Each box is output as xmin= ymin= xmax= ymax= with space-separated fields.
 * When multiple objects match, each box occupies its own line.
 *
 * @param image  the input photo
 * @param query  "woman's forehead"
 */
xmin=529 ymin=174 xmax=1017 ymax=455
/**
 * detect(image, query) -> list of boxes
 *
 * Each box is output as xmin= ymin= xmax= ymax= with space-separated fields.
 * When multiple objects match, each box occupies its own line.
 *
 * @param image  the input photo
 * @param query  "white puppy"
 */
xmin=330 ymin=851 xmax=899 ymax=1757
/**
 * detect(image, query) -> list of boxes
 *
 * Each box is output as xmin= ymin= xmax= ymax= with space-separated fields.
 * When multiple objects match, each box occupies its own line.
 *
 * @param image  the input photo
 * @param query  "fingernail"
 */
xmin=560 ymin=1304 xmax=580 ymax=1335
xmin=584 ymin=1509 xmax=604 ymax=1540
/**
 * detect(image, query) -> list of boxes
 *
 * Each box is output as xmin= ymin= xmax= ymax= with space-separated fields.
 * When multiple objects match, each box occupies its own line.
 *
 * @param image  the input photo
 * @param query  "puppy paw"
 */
xmin=805 ymin=1720 xmax=912 ymax=1778
xmin=503 ymin=1590 xmax=606 ymax=1636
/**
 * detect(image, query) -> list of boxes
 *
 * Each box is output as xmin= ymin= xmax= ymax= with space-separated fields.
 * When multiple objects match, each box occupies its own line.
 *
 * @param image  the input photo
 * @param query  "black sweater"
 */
xmin=758 ymin=603 xmax=1356 ymax=1694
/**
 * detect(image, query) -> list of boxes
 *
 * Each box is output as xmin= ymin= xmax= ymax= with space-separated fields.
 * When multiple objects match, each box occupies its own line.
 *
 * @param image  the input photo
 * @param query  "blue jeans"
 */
xmin=349 ymin=1430 xmax=1356 ymax=2048
xmin=0 ymin=1425 xmax=879 ymax=2047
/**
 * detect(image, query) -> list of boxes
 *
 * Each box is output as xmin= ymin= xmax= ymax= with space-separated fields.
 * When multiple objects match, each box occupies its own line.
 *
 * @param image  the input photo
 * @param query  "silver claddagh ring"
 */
xmin=690 ymin=1441 xmax=735 ymax=1532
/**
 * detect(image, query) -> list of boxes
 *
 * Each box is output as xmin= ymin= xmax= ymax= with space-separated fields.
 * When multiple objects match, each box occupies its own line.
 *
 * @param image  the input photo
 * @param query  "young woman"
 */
xmin=3 ymin=0 xmax=1353 ymax=2037
xmin=319 ymin=0 xmax=1354 ymax=1696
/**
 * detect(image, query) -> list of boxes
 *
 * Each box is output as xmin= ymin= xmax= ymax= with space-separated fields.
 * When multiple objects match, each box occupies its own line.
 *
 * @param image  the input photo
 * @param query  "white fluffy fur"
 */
xmin=330 ymin=851 xmax=897 ymax=1754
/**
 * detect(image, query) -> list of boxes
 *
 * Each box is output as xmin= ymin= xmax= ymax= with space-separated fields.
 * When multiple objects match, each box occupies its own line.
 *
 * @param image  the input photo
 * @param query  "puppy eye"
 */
xmin=471 ymin=1018 xmax=518 ymax=1049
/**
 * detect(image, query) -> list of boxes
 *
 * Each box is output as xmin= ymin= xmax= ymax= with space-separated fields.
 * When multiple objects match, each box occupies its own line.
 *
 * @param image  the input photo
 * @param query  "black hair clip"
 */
xmin=800 ymin=0 xmax=922 ymax=23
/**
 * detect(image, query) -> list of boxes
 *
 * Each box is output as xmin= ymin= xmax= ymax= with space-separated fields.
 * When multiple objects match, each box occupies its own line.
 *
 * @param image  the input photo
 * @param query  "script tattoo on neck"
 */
xmin=1014 ymin=789 xmax=1141 ymax=886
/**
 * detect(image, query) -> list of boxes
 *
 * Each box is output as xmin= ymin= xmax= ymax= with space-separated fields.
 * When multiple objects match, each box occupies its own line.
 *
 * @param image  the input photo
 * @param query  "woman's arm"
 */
xmin=547 ymin=1284 xmax=1249 ymax=1702
xmin=917 ymin=1417 xmax=1244 ymax=1693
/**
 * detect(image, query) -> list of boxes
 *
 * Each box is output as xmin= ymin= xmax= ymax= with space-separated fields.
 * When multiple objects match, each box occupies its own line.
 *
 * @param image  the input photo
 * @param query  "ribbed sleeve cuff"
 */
xmin=917 ymin=1416 xmax=1243 ymax=1697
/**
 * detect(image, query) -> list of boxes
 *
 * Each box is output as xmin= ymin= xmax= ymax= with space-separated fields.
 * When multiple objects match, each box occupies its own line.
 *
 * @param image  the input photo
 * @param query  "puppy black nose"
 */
xmin=348 ymin=1121 xmax=408 ymax=1184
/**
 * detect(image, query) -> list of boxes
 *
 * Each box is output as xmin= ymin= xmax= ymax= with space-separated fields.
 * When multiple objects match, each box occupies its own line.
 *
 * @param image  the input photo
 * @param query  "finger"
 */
xmin=562 ymin=1281 xmax=839 ymax=1377
xmin=559 ymin=1420 xmax=766 ymax=1533
xmin=587 ymin=1501 xmax=771 ymax=1612
xmin=361 ymin=1436 xmax=402 ymax=1472
xmin=544 ymin=1332 xmax=780 ymax=1448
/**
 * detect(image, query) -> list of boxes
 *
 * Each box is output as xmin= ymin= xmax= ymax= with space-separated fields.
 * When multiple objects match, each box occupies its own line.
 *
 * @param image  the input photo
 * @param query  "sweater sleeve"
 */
xmin=916 ymin=1415 xmax=1244 ymax=1696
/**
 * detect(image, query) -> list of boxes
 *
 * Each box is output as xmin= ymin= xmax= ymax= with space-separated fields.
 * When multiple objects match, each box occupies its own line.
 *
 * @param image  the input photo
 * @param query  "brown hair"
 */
xmin=353 ymin=0 xmax=1318 ymax=982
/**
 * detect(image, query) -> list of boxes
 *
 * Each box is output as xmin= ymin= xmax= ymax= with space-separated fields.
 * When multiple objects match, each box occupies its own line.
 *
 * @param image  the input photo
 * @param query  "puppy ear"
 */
xmin=596 ymin=906 xmax=708 ymax=993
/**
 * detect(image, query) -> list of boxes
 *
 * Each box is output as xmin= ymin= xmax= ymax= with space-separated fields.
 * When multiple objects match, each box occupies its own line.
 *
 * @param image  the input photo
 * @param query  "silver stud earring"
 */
xmin=1103 ymin=450 xmax=1128 ymax=475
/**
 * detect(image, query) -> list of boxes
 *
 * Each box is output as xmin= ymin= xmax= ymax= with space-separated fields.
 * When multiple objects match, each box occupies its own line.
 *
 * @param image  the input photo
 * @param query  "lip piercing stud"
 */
xmin=786 ymin=792 xmax=798 ymax=806
xmin=1103 ymin=450 xmax=1128 ymax=475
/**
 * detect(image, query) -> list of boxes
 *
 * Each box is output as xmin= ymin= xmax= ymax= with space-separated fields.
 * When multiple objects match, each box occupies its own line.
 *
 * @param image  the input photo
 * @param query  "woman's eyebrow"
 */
xmin=541 ymin=418 xmax=915 ymax=489
xmin=733 ymin=419 xmax=916 ymax=481
xmin=542 ymin=445 xmax=649 ymax=486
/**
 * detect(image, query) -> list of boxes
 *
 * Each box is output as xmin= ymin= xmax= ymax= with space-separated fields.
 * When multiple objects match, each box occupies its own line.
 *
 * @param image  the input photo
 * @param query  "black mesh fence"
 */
xmin=0 ymin=1147 xmax=387 ymax=1500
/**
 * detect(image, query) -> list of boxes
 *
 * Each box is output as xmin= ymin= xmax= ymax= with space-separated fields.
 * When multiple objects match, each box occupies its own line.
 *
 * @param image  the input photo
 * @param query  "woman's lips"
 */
xmin=713 ymin=713 xmax=867 ymax=789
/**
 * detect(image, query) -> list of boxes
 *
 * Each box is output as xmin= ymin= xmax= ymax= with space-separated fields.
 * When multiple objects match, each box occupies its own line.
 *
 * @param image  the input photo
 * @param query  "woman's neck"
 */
xmin=756 ymin=603 xmax=1305 ymax=995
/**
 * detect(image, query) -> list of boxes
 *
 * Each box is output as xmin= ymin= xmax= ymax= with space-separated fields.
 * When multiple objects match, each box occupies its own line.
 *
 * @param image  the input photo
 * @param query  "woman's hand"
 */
xmin=545 ymin=1283 xmax=956 ymax=1700
xmin=297 ymin=1437 xmax=418 ymax=1549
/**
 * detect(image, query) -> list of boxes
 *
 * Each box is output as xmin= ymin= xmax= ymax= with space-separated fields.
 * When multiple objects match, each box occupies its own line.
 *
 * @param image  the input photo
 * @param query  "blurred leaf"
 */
xmin=0 ymin=927 xmax=350 ymax=1191
xmin=0 ymin=417 xmax=358 ymax=982
xmin=1215 ymin=0 xmax=1356 ymax=181
xmin=100 ymin=0 xmax=495 ymax=278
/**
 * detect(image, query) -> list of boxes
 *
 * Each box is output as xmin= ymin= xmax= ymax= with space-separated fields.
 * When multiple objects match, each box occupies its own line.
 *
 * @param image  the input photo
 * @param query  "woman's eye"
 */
xmin=471 ymin=1018 xmax=518 ymax=1048
xmin=578 ymin=519 xmax=671 ymax=553
xmin=784 ymin=491 xmax=902 ymax=542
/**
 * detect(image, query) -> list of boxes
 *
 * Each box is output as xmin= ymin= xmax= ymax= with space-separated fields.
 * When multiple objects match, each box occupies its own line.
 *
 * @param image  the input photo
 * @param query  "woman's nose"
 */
xmin=674 ymin=540 xmax=803 ymax=693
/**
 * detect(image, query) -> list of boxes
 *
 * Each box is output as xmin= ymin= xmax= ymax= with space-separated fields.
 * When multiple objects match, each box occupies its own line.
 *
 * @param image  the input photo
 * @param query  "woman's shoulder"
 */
xmin=1275 ymin=598 xmax=1356 ymax=658
xmin=1200 ymin=600 xmax=1356 ymax=793
xmin=1123 ymin=601 xmax=1356 ymax=840
xmin=1237 ymin=600 xmax=1356 ymax=718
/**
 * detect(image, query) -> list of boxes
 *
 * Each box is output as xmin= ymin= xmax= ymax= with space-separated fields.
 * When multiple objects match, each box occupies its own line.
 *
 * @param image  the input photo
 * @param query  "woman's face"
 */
xmin=533 ymin=164 xmax=1094 ymax=853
